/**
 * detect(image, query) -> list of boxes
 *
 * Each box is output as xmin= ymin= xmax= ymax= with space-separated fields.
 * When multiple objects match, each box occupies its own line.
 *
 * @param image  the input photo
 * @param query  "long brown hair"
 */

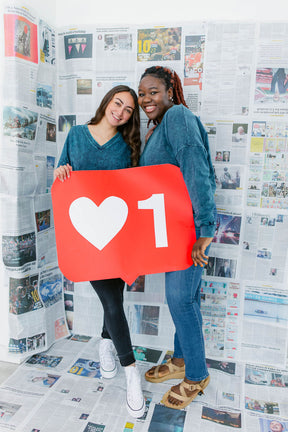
xmin=88 ymin=85 xmax=141 ymax=167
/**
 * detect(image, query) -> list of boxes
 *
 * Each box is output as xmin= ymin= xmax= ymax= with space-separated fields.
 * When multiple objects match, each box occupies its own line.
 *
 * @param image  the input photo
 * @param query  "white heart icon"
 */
xmin=69 ymin=196 xmax=128 ymax=250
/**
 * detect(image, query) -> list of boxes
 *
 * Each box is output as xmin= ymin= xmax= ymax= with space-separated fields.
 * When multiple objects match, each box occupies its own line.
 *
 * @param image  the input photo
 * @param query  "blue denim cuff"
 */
xmin=200 ymin=224 xmax=216 ymax=238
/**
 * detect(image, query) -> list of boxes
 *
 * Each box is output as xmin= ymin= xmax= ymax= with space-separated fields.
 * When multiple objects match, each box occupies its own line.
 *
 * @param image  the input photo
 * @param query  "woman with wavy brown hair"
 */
xmin=54 ymin=85 xmax=144 ymax=418
xmin=88 ymin=85 xmax=141 ymax=167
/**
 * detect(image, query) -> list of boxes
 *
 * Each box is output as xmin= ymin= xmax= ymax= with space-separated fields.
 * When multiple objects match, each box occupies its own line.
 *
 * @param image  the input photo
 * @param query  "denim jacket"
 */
xmin=140 ymin=104 xmax=216 ymax=238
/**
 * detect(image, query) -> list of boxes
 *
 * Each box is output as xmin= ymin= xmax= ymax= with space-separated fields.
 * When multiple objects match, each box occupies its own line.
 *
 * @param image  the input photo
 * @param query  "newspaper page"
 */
xmin=240 ymin=283 xmax=288 ymax=367
xmin=57 ymin=72 xmax=96 ymax=114
xmin=1 ymin=3 xmax=68 ymax=364
xmin=95 ymin=26 xmax=137 ymax=72
xmin=253 ymin=23 xmax=288 ymax=116
xmin=57 ymin=26 xmax=95 ymax=74
xmin=240 ymin=212 xmax=288 ymax=283
xmin=245 ymin=363 xmax=288 ymax=431
xmin=247 ymin=119 xmax=288 ymax=210
xmin=201 ymin=22 xmax=256 ymax=117
xmin=213 ymin=164 xmax=246 ymax=207
xmin=203 ymin=118 xmax=250 ymax=165
xmin=200 ymin=280 xmax=241 ymax=360
xmin=3 ymin=4 xmax=39 ymax=107
xmin=182 ymin=22 xmax=207 ymax=114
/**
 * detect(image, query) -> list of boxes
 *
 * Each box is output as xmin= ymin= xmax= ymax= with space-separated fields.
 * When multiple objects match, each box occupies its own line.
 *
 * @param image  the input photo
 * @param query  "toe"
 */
xmin=146 ymin=367 xmax=155 ymax=376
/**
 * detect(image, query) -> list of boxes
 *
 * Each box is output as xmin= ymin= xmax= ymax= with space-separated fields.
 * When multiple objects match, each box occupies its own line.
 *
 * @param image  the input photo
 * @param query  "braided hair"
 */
xmin=140 ymin=66 xmax=188 ymax=108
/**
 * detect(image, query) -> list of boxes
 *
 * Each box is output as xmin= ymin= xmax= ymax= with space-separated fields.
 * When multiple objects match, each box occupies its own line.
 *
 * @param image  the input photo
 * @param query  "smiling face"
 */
xmin=138 ymin=75 xmax=173 ymax=123
xmin=270 ymin=421 xmax=284 ymax=432
xmin=105 ymin=91 xmax=135 ymax=128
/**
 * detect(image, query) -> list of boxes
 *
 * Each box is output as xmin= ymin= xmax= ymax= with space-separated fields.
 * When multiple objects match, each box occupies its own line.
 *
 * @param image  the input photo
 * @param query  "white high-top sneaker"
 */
xmin=124 ymin=364 xmax=145 ymax=418
xmin=99 ymin=338 xmax=117 ymax=379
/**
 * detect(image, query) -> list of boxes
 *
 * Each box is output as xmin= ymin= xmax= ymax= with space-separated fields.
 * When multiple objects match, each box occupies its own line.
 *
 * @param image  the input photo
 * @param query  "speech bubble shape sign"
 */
xmin=51 ymin=164 xmax=196 ymax=285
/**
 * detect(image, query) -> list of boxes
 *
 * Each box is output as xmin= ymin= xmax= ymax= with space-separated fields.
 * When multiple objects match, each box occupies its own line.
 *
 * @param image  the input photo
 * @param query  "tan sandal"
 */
xmin=161 ymin=375 xmax=210 ymax=409
xmin=145 ymin=358 xmax=185 ymax=383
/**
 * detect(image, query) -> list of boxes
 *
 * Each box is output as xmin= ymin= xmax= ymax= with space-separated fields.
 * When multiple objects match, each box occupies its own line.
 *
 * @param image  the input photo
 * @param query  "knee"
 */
xmin=166 ymin=283 xmax=201 ymax=312
xmin=104 ymin=301 xmax=124 ymax=321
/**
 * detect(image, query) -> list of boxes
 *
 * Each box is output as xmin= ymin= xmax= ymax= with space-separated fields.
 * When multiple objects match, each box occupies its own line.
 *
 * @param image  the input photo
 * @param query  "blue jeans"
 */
xmin=165 ymin=243 xmax=209 ymax=381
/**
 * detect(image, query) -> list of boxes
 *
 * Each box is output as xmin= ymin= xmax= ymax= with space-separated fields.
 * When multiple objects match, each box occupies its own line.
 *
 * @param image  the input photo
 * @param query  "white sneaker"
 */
xmin=124 ymin=365 xmax=145 ymax=418
xmin=99 ymin=338 xmax=117 ymax=379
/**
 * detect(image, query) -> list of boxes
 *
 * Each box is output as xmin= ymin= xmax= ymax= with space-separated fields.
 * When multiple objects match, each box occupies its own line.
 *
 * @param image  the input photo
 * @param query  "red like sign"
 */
xmin=51 ymin=164 xmax=196 ymax=285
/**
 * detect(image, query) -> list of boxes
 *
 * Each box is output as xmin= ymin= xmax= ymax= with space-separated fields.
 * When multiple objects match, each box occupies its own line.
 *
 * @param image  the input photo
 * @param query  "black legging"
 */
xmin=90 ymin=278 xmax=135 ymax=367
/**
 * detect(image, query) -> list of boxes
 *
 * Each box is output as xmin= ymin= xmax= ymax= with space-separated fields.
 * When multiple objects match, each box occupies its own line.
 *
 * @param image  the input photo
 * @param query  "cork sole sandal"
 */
xmin=161 ymin=375 xmax=210 ymax=409
xmin=145 ymin=358 xmax=185 ymax=383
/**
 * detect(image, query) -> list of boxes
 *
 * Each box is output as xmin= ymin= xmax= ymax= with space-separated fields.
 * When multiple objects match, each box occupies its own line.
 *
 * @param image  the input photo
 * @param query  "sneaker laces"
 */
xmin=125 ymin=366 xmax=143 ymax=405
xmin=100 ymin=339 xmax=115 ymax=370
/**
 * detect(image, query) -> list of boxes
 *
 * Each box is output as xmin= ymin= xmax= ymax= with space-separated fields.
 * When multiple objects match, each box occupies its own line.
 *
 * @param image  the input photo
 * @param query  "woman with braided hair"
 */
xmin=138 ymin=66 xmax=216 ymax=410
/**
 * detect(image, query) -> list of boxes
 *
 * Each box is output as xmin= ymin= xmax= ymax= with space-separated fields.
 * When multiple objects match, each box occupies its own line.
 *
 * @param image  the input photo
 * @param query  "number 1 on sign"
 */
xmin=138 ymin=193 xmax=168 ymax=248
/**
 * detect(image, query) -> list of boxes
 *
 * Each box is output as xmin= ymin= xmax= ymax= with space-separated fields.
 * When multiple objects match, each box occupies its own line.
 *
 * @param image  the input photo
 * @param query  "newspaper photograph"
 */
xmin=4 ymin=5 xmax=38 ymax=64
xmin=39 ymin=19 xmax=56 ymax=65
xmin=181 ymin=23 xmax=206 ymax=113
xmin=137 ymin=27 xmax=182 ymax=62
xmin=57 ymin=27 xmax=94 ymax=73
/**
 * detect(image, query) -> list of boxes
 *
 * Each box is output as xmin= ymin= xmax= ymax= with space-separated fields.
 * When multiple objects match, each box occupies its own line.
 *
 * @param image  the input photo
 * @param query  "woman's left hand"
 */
xmin=192 ymin=237 xmax=213 ymax=267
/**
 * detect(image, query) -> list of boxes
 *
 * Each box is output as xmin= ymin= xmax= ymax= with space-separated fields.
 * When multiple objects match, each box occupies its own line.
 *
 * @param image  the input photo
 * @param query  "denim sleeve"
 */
xmin=165 ymin=108 xmax=216 ymax=237
xmin=176 ymin=145 xmax=216 ymax=237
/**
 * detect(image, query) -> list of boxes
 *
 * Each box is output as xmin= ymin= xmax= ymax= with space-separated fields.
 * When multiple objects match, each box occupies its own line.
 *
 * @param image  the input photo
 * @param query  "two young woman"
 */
xmin=55 ymin=67 xmax=216 ymax=414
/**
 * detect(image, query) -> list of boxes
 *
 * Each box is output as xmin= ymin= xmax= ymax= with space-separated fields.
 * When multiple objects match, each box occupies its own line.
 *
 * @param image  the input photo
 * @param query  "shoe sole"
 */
xmin=100 ymin=365 xmax=117 ymax=379
xmin=161 ymin=375 xmax=210 ymax=409
xmin=145 ymin=370 xmax=185 ymax=383
xmin=126 ymin=398 xmax=145 ymax=418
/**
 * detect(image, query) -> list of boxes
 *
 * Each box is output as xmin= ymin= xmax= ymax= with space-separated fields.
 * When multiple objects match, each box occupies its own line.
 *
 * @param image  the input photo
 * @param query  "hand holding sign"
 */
xmin=51 ymin=164 xmax=196 ymax=285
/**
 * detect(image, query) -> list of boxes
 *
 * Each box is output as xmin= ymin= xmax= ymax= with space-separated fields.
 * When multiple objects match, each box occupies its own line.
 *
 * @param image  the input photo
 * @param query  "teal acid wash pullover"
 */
xmin=57 ymin=125 xmax=131 ymax=170
xmin=139 ymin=104 xmax=216 ymax=238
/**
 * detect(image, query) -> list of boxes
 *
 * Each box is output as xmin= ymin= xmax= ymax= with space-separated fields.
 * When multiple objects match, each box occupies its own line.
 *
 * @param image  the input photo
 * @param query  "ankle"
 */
xmin=172 ymin=357 xmax=185 ymax=367
xmin=184 ymin=377 xmax=199 ymax=384
xmin=125 ymin=363 xmax=139 ymax=378
xmin=125 ymin=362 xmax=136 ymax=368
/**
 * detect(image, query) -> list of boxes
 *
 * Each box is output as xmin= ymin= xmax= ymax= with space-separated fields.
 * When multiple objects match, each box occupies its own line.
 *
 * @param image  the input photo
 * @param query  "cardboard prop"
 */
xmin=52 ymin=164 xmax=196 ymax=284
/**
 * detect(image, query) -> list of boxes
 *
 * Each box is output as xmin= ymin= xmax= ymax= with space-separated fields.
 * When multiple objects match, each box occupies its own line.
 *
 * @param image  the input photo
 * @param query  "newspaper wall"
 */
xmin=1 ymin=2 xmax=288 ymax=431
xmin=1 ymin=4 xmax=69 ymax=362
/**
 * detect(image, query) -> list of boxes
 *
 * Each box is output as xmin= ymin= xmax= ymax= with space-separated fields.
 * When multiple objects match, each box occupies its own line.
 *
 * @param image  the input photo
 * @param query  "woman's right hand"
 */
xmin=53 ymin=164 xmax=73 ymax=182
